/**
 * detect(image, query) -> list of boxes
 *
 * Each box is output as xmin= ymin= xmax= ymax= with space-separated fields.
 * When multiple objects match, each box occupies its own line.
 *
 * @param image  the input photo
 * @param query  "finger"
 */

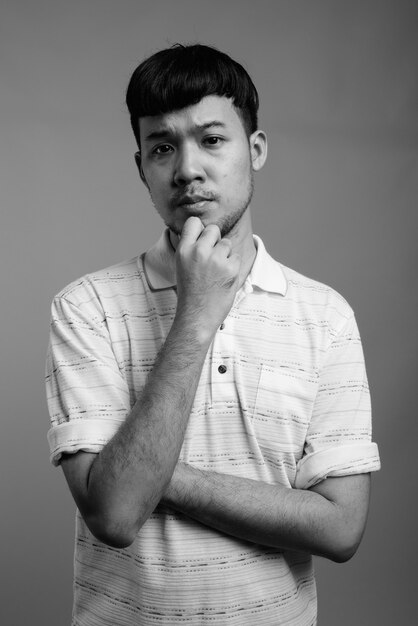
xmin=213 ymin=237 xmax=233 ymax=258
xmin=197 ymin=224 xmax=222 ymax=248
xmin=179 ymin=217 xmax=204 ymax=246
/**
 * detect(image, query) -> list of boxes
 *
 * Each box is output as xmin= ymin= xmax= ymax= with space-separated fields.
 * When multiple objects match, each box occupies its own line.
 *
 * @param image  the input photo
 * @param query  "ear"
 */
xmin=134 ymin=151 xmax=149 ymax=188
xmin=249 ymin=130 xmax=268 ymax=172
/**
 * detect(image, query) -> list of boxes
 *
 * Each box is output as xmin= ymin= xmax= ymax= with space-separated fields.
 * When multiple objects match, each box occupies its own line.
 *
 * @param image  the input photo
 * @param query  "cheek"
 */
xmin=227 ymin=154 xmax=252 ymax=186
xmin=146 ymin=174 xmax=168 ymax=198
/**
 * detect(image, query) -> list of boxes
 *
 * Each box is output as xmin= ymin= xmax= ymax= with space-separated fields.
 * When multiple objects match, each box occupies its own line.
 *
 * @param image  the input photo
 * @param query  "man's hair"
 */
xmin=126 ymin=43 xmax=259 ymax=147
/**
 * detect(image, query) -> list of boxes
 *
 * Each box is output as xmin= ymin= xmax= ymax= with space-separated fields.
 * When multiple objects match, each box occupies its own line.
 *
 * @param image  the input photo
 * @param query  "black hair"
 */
xmin=126 ymin=43 xmax=259 ymax=146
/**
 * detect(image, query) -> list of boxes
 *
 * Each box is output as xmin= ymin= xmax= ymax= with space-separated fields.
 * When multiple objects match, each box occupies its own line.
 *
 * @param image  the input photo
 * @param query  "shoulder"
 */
xmin=282 ymin=263 xmax=351 ymax=306
xmin=52 ymin=256 xmax=144 ymax=309
xmin=278 ymin=262 xmax=355 ymax=333
xmin=255 ymin=235 xmax=354 ymax=321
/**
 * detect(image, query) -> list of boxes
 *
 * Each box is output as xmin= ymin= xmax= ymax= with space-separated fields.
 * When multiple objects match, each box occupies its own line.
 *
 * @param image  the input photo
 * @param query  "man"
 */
xmin=46 ymin=44 xmax=380 ymax=625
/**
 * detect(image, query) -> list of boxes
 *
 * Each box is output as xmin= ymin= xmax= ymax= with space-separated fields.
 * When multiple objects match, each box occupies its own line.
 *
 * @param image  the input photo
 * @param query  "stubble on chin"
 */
xmin=165 ymin=203 xmax=251 ymax=240
xmin=154 ymin=172 xmax=255 ymax=240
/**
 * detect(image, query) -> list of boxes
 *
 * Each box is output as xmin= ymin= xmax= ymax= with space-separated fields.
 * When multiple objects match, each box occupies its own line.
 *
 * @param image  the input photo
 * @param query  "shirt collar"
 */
xmin=142 ymin=229 xmax=287 ymax=296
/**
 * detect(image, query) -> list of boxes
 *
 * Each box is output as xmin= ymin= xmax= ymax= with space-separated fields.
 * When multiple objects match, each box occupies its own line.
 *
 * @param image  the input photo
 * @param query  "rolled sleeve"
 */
xmin=295 ymin=312 xmax=381 ymax=489
xmin=45 ymin=294 xmax=131 ymax=465
xmin=295 ymin=442 xmax=380 ymax=489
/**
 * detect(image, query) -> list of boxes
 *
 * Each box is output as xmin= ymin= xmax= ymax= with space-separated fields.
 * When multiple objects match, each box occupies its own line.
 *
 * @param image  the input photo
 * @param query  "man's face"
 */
xmin=137 ymin=95 xmax=266 ymax=237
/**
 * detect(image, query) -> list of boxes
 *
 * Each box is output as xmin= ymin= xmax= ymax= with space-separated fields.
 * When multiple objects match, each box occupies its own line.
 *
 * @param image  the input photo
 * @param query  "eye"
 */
xmin=152 ymin=144 xmax=173 ymax=156
xmin=203 ymin=136 xmax=224 ymax=147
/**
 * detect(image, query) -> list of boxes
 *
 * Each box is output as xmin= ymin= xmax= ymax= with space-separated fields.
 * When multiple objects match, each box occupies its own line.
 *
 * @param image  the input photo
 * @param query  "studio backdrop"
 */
xmin=1 ymin=1 xmax=417 ymax=624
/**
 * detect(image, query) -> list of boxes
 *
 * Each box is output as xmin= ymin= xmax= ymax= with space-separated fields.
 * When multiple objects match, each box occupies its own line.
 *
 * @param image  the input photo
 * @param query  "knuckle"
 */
xmin=201 ymin=224 xmax=221 ymax=242
xmin=192 ymin=243 xmax=207 ymax=261
xmin=176 ymin=242 xmax=187 ymax=257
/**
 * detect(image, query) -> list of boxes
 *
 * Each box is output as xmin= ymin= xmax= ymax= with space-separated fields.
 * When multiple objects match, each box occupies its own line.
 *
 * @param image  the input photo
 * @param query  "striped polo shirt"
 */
xmin=46 ymin=231 xmax=380 ymax=625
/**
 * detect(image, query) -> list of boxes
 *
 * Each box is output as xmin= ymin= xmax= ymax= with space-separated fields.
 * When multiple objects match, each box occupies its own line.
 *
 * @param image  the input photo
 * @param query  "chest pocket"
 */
xmin=251 ymin=364 xmax=318 ymax=482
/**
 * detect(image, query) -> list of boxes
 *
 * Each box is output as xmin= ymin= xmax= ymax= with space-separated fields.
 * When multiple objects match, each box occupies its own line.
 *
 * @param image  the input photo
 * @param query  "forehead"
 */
xmin=139 ymin=95 xmax=245 ymax=141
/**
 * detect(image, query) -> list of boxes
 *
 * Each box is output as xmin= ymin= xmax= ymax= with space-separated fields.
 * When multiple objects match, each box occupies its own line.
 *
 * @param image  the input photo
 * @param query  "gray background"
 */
xmin=1 ymin=1 xmax=417 ymax=624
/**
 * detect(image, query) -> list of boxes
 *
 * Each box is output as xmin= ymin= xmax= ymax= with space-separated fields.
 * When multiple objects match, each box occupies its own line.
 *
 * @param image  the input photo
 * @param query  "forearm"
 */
xmin=162 ymin=463 xmax=368 ymax=562
xmin=83 ymin=316 xmax=211 ymax=546
xmin=63 ymin=219 xmax=243 ymax=547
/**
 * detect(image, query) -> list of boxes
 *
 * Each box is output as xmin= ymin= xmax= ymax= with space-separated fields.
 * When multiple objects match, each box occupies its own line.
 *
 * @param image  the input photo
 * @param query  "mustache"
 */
xmin=170 ymin=188 xmax=218 ymax=208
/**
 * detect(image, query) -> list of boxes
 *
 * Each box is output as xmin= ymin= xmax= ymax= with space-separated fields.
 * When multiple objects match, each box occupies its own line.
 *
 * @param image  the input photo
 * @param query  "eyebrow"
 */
xmin=144 ymin=120 xmax=227 ymax=142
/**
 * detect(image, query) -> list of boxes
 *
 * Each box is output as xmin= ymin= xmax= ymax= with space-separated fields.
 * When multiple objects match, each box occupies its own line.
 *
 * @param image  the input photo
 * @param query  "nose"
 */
xmin=173 ymin=143 xmax=205 ymax=187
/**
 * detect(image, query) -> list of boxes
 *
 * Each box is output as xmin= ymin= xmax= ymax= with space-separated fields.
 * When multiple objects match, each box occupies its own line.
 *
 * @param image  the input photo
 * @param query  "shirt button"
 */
xmin=219 ymin=323 xmax=225 ymax=330
xmin=218 ymin=364 xmax=227 ymax=374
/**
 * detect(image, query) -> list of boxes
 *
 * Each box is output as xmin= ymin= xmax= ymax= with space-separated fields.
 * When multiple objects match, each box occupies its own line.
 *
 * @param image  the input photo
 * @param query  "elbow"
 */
xmin=94 ymin=528 xmax=137 ymax=549
xmin=324 ymin=530 xmax=363 ymax=564
xmin=327 ymin=542 xmax=358 ymax=564
xmin=78 ymin=487 xmax=160 ymax=548
xmin=78 ymin=493 xmax=157 ymax=549
xmin=84 ymin=512 xmax=145 ymax=549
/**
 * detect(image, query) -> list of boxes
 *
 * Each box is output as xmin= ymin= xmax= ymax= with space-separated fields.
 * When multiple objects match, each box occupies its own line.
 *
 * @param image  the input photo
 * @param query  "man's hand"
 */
xmin=175 ymin=217 xmax=241 ymax=340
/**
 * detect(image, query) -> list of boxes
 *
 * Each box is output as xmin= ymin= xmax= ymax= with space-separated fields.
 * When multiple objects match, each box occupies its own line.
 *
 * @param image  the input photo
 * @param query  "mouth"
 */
xmin=176 ymin=196 xmax=214 ymax=211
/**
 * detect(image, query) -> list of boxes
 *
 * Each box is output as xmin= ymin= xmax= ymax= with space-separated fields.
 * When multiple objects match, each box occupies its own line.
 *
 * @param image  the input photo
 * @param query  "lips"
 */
xmin=170 ymin=189 xmax=218 ymax=212
xmin=176 ymin=195 xmax=212 ymax=207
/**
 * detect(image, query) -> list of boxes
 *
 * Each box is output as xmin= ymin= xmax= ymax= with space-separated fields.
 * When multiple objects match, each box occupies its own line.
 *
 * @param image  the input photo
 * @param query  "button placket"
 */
xmin=209 ymin=315 xmax=232 ymax=401
xmin=217 ymin=319 xmax=229 ymax=374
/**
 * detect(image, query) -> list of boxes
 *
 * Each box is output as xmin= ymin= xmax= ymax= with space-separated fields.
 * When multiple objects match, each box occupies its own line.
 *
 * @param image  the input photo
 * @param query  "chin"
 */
xmin=166 ymin=203 xmax=250 ymax=239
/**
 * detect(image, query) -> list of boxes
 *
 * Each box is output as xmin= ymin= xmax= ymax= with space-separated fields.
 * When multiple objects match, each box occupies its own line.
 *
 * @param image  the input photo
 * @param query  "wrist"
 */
xmin=172 ymin=306 xmax=217 ymax=348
